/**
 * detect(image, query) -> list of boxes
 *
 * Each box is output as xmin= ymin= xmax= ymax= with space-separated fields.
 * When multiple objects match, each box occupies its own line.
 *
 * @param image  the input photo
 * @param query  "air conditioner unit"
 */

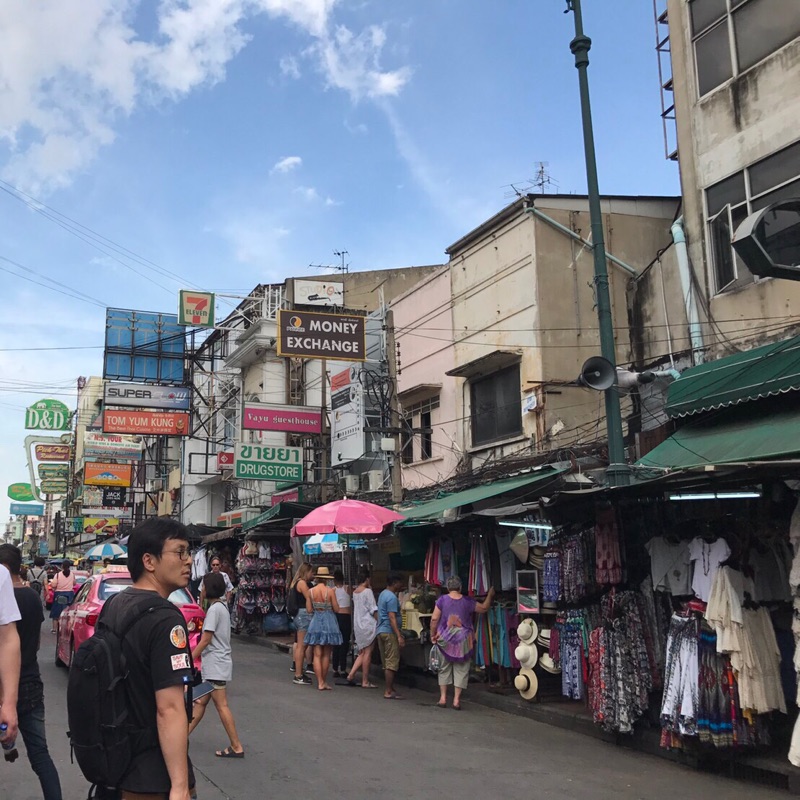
xmin=364 ymin=470 xmax=385 ymax=492
xmin=344 ymin=474 xmax=360 ymax=494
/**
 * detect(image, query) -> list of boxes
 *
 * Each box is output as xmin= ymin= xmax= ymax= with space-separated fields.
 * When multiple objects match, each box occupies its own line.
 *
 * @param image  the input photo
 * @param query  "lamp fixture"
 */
xmin=667 ymin=491 xmax=761 ymax=501
xmin=498 ymin=520 xmax=554 ymax=530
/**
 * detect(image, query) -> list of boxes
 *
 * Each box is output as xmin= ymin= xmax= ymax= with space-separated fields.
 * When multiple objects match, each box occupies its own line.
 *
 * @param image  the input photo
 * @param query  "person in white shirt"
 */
xmin=200 ymin=557 xmax=233 ymax=607
xmin=0 ymin=563 xmax=22 ymax=744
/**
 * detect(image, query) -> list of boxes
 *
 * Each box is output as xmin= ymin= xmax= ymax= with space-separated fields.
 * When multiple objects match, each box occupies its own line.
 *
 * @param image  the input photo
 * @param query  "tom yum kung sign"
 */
xmin=234 ymin=444 xmax=303 ymax=482
xmin=277 ymin=309 xmax=365 ymax=361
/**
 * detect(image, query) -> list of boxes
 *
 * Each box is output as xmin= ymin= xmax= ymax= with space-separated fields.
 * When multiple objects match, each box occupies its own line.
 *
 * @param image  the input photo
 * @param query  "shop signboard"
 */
xmin=217 ymin=451 xmax=234 ymax=470
xmin=178 ymin=290 xmax=215 ymax=328
xmin=38 ymin=464 xmax=69 ymax=480
xmin=330 ymin=365 xmax=364 ymax=466
xmin=83 ymin=432 xmax=144 ymax=460
xmin=82 ymin=506 xmax=132 ymax=520
xmin=82 ymin=486 xmax=104 ymax=506
xmin=84 ymin=462 xmax=133 ymax=487
xmin=35 ymin=443 xmax=71 ymax=462
xmin=234 ymin=443 xmax=303 ymax=482
xmin=82 ymin=517 xmax=120 ymax=536
xmin=40 ymin=480 xmax=69 ymax=495
xmin=66 ymin=517 xmax=84 ymax=534
xmin=104 ymin=382 xmax=191 ymax=411
xmin=242 ymin=402 xmax=322 ymax=434
xmin=292 ymin=279 xmax=345 ymax=307
xmin=7 ymin=483 xmax=35 ymax=501
xmin=276 ymin=309 xmax=366 ymax=361
xmin=25 ymin=399 xmax=71 ymax=431
xmin=102 ymin=487 xmax=127 ymax=506
xmin=9 ymin=502 xmax=44 ymax=516
xmin=103 ymin=410 xmax=190 ymax=436
xmin=270 ymin=487 xmax=302 ymax=506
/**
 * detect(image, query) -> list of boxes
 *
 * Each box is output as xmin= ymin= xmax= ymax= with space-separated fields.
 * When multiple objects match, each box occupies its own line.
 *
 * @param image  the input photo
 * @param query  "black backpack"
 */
xmin=287 ymin=585 xmax=299 ymax=618
xmin=67 ymin=596 xmax=178 ymax=792
xmin=28 ymin=567 xmax=45 ymax=596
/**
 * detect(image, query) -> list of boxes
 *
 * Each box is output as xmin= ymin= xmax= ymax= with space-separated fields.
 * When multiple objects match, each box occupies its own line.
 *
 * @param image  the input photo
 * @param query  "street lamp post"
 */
xmin=565 ymin=0 xmax=630 ymax=486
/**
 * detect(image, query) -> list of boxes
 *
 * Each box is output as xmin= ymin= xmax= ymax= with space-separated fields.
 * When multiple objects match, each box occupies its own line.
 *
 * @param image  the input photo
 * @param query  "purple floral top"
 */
xmin=435 ymin=594 xmax=477 ymax=662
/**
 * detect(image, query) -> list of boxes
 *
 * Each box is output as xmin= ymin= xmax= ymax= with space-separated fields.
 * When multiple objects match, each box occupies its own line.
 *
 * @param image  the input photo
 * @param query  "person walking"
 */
xmin=289 ymin=562 xmax=314 ymax=685
xmin=331 ymin=569 xmax=352 ymax=679
xmin=346 ymin=568 xmax=378 ymax=688
xmin=376 ymin=573 xmax=405 ymax=700
xmin=430 ymin=577 xmax=494 ymax=710
xmin=304 ymin=567 xmax=342 ymax=691
xmin=27 ymin=558 xmax=47 ymax=605
xmin=189 ymin=573 xmax=244 ymax=759
xmin=48 ymin=561 xmax=75 ymax=634
xmin=96 ymin=518 xmax=196 ymax=800
xmin=0 ymin=545 xmax=62 ymax=799
xmin=0 ymin=562 xmax=21 ymax=750
xmin=199 ymin=557 xmax=233 ymax=607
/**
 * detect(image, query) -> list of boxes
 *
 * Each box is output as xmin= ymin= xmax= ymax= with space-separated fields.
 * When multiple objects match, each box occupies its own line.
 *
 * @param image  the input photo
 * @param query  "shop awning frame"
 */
xmin=396 ymin=467 xmax=565 ymax=527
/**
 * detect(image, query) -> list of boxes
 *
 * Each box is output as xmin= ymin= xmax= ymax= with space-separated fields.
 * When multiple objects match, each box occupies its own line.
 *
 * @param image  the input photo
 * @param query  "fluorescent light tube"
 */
xmin=497 ymin=520 xmax=554 ymax=530
xmin=667 ymin=491 xmax=761 ymax=501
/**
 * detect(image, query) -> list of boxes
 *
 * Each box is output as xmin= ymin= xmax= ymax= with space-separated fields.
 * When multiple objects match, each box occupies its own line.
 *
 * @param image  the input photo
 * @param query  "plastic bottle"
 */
xmin=0 ymin=722 xmax=19 ymax=762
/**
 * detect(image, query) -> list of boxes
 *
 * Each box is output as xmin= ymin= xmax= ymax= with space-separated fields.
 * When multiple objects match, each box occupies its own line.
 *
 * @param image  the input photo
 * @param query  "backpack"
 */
xmin=28 ymin=567 xmax=46 ymax=596
xmin=67 ymin=596 xmax=183 ymax=792
xmin=287 ymin=585 xmax=299 ymax=618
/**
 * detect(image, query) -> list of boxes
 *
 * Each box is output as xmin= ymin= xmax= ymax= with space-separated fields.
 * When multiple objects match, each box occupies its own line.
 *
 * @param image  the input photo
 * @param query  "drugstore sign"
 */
xmin=234 ymin=443 xmax=303 ymax=482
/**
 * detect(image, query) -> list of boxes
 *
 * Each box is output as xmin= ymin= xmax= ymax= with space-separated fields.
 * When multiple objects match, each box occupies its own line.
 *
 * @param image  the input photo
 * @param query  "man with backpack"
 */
xmin=27 ymin=558 xmax=48 ymax=604
xmin=68 ymin=518 xmax=196 ymax=800
xmin=0 ymin=544 xmax=62 ymax=799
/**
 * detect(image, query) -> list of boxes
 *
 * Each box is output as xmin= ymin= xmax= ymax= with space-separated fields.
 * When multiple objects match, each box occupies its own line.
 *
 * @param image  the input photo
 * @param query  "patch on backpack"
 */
xmin=171 ymin=653 xmax=190 ymax=671
xmin=170 ymin=625 xmax=187 ymax=649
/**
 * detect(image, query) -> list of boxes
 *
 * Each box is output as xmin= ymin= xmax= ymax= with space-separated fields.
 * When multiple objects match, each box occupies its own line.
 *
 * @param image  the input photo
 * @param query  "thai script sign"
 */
xmin=103 ymin=410 xmax=190 ymax=436
xmin=234 ymin=443 xmax=303 ymax=482
xmin=83 ymin=432 xmax=144 ymax=460
xmin=10 ymin=502 xmax=44 ymax=516
xmin=7 ymin=483 xmax=35 ymax=501
xmin=242 ymin=402 xmax=322 ymax=434
xmin=104 ymin=382 xmax=191 ymax=411
xmin=277 ymin=309 xmax=366 ymax=361
xmin=84 ymin=462 xmax=133 ymax=487
xmin=178 ymin=290 xmax=215 ymax=327
xmin=35 ymin=444 xmax=71 ymax=462
xmin=331 ymin=365 xmax=364 ymax=466
xmin=25 ymin=399 xmax=71 ymax=431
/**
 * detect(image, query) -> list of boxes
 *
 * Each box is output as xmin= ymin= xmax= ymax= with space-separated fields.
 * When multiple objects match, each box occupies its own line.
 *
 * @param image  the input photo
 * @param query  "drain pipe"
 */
xmin=616 ymin=367 xmax=681 ymax=388
xmin=671 ymin=216 xmax=704 ymax=363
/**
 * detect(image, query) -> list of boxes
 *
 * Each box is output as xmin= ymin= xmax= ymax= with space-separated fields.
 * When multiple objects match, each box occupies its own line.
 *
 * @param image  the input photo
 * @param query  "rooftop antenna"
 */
xmin=308 ymin=249 xmax=349 ymax=274
xmin=502 ymin=162 xmax=559 ymax=200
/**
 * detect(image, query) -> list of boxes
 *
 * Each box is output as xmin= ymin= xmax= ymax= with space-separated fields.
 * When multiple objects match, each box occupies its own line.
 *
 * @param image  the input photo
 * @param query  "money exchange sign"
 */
xmin=277 ymin=309 xmax=366 ymax=361
xmin=234 ymin=444 xmax=303 ymax=482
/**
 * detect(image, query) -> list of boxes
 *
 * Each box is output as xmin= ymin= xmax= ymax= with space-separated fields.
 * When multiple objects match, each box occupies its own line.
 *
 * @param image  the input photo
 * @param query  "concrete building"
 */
xmin=662 ymin=0 xmax=800 ymax=355
xmin=391 ymin=195 xmax=680 ymax=488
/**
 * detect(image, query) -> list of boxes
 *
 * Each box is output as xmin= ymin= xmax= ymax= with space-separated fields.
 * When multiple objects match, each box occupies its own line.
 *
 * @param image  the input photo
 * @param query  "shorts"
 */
xmin=294 ymin=609 xmax=311 ymax=632
xmin=377 ymin=633 xmax=400 ymax=672
xmin=438 ymin=657 xmax=470 ymax=690
xmin=209 ymin=679 xmax=227 ymax=689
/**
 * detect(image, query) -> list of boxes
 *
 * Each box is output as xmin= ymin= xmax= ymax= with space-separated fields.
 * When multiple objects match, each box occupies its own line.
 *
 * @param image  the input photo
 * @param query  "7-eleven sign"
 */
xmin=179 ymin=290 xmax=215 ymax=328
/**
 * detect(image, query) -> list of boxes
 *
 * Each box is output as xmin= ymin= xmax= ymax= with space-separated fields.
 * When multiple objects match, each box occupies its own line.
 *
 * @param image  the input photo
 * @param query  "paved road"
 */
xmin=3 ymin=629 xmax=791 ymax=799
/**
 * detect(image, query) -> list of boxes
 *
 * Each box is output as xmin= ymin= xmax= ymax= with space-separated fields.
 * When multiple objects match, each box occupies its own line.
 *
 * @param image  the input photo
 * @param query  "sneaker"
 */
xmin=305 ymin=664 xmax=314 ymax=675
xmin=289 ymin=662 xmax=295 ymax=672
xmin=293 ymin=675 xmax=312 ymax=685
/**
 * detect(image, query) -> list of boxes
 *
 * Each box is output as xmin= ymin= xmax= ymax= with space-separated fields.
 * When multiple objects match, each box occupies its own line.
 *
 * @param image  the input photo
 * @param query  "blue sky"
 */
xmin=0 ymin=0 xmax=679 ymax=525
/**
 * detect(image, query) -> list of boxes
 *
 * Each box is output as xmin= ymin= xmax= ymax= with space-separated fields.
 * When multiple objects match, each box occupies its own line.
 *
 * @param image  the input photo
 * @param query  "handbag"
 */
xmin=45 ymin=585 xmax=55 ymax=609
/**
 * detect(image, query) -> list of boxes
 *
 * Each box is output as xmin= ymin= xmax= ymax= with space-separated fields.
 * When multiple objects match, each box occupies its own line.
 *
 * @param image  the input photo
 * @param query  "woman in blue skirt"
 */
xmin=304 ymin=567 xmax=343 ymax=690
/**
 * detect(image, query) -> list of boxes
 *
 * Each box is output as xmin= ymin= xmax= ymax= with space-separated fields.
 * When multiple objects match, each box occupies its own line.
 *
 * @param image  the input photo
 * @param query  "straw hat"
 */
xmin=537 ymin=628 xmax=552 ymax=648
xmin=314 ymin=566 xmax=334 ymax=581
xmin=538 ymin=653 xmax=561 ymax=674
xmin=517 ymin=618 xmax=539 ymax=645
xmin=515 ymin=643 xmax=538 ymax=669
xmin=514 ymin=668 xmax=539 ymax=701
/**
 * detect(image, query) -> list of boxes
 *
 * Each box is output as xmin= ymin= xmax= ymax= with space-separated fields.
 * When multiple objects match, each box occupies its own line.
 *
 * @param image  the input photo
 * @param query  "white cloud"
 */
xmin=272 ymin=155 xmax=303 ymax=174
xmin=344 ymin=119 xmax=368 ymax=135
xmin=0 ymin=0 xmax=411 ymax=193
xmin=293 ymin=185 xmax=319 ymax=201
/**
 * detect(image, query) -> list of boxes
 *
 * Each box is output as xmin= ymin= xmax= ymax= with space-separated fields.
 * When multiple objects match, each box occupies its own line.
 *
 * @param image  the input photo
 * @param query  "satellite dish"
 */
xmin=578 ymin=356 xmax=615 ymax=391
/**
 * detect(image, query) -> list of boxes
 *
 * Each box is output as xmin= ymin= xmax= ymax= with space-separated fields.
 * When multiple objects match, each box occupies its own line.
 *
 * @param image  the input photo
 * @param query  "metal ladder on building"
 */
xmin=653 ymin=0 xmax=678 ymax=162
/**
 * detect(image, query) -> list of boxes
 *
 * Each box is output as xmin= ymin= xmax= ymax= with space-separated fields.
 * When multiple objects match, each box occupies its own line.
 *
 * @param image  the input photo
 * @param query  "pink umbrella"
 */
xmin=291 ymin=498 xmax=405 ymax=537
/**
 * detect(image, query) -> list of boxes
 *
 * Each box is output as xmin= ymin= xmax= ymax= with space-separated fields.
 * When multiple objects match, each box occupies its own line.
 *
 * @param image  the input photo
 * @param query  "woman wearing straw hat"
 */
xmin=430 ymin=576 xmax=495 ymax=710
xmin=304 ymin=567 xmax=343 ymax=690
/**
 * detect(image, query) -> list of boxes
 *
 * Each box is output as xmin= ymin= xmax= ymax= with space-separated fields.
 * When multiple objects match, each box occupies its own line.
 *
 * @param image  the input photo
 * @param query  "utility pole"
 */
xmin=384 ymin=309 xmax=403 ymax=504
xmin=319 ymin=359 xmax=329 ymax=501
xmin=565 ymin=0 xmax=630 ymax=486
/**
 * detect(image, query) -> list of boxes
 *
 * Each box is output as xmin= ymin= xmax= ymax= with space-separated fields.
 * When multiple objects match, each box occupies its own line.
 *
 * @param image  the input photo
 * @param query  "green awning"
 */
xmin=637 ymin=407 xmax=800 ymax=470
xmin=397 ymin=468 xmax=565 ymax=526
xmin=665 ymin=335 xmax=800 ymax=418
xmin=242 ymin=501 xmax=318 ymax=531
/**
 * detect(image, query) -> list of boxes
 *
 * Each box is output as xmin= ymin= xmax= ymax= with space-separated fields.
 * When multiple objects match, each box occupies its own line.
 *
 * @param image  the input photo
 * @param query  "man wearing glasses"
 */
xmin=97 ymin=518 xmax=196 ymax=800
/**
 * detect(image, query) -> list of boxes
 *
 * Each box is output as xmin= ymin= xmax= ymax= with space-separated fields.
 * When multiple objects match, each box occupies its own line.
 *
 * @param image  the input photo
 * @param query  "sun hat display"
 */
xmin=514 ymin=643 xmax=538 ymax=669
xmin=509 ymin=530 xmax=529 ymax=563
xmin=517 ymin=618 xmax=539 ymax=644
xmin=514 ymin=667 xmax=539 ymax=701
xmin=537 ymin=628 xmax=552 ymax=648
xmin=314 ymin=566 xmax=335 ymax=581
xmin=538 ymin=653 xmax=562 ymax=674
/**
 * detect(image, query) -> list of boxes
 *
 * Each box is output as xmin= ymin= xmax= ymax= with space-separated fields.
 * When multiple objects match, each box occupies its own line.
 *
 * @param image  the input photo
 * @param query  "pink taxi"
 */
xmin=55 ymin=571 xmax=205 ymax=669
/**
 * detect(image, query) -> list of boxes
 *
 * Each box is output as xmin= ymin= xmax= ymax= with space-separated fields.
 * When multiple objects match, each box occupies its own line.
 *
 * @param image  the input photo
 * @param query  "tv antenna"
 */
xmin=308 ymin=249 xmax=349 ymax=274
xmin=502 ymin=162 xmax=559 ymax=200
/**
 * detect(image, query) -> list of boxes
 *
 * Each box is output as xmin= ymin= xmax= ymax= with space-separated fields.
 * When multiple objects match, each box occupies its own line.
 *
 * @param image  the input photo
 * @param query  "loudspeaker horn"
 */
xmin=578 ymin=356 xmax=615 ymax=391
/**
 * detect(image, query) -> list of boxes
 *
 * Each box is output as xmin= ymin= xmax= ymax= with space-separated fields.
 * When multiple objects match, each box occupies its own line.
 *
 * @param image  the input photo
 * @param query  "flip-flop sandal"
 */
xmin=436 ymin=702 xmax=447 ymax=708
xmin=361 ymin=683 xmax=378 ymax=689
xmin=452 ymin=705 xmax=462 ymax=711
xmin=216 ymin=747 xmax=245 ymax=758
xmin=384 ymin=693 xmax=404 ymax=700
xmin=346 ymin=679 xmax=359 ymax=686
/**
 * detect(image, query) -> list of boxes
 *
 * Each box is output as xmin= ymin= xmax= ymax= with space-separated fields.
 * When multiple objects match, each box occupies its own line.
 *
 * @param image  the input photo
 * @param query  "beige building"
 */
xmin=662 ymin=0 xmax=800 ymax=355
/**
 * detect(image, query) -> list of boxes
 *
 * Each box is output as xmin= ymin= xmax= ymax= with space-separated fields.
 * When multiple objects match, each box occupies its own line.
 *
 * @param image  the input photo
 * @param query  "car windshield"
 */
xmin=98 ymin=578 xmax=133 ymax=600
xmin=168 ymin=588 xmax=194 ymax=606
